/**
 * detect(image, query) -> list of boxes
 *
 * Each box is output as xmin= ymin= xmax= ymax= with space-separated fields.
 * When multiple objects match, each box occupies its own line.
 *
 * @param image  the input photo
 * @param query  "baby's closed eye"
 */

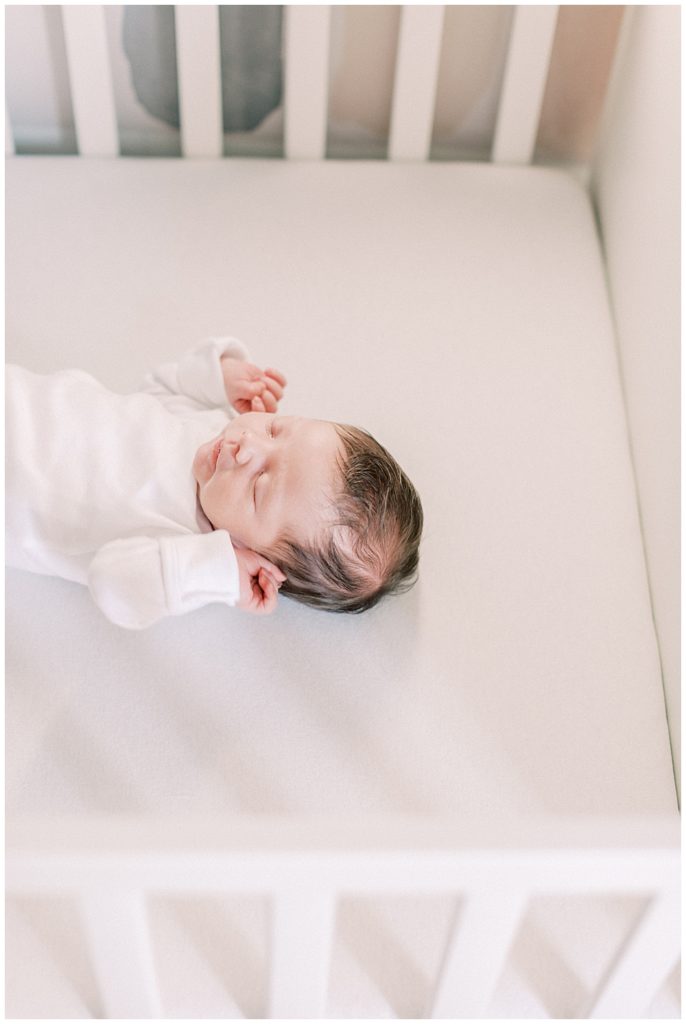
xmin=254 ymin=471 xmax=267 ymax=508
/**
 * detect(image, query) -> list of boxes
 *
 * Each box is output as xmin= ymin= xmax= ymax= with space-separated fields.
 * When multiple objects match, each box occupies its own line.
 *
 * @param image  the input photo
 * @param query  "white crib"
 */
xmin=5 ymin=5 xmax=680 ymax=1018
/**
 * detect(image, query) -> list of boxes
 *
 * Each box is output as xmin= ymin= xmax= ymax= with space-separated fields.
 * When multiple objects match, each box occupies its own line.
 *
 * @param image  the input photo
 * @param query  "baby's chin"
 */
xmin=195 ymin=483 xmax=220 ymax=531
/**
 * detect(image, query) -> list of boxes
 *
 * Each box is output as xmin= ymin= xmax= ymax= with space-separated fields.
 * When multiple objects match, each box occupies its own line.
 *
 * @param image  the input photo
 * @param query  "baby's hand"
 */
xmin=235 ymin=547 xmax=287 ymax=615
xmin=221 ymin=356 xmax=287 ymax=415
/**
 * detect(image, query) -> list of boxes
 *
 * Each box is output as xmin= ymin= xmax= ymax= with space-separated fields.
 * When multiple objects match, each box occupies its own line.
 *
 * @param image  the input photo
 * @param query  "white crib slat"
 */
xmin=429 ymin=888 xmax=528 ymax=1018
xmin=284 ymin=6 xmax=331 ymax=160
xmin=269 ymin=889 xmax=336 ymax=1017
xmin=388 ymin=5 xmax=445 ymax=162
xmin=6 ymin=102 xmax=14 ymax=156
xmin=587 ymin=887 xmax=681 ymax=1017
xmin=61 ymin=6 xmax=118 ymax=158
xmin=492 ymin=5 xmax=559 ymax=165
xmin=79 ymin=889 xmax=162 ymax=1018
xmin=174 ymin=5 xmax=223 ymax=159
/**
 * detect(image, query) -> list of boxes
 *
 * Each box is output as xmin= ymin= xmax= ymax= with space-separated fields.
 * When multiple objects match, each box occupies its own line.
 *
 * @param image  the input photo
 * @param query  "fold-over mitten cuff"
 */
xmin=160 ymin=529 xmax=240 ymax=614
xmin=176 ymin=336 xmax=251 ymax=409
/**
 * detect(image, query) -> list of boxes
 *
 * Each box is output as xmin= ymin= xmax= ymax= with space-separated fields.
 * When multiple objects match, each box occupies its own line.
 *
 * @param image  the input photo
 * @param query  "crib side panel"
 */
xmin=388 ymin=5 xmax=445 ymax=162
xmin=590 ymin=5 xmax=681 ymax=800
xmin=6 ymin=817 xmax=680 ymax=1018
xmin=491 ymin=4 xmax=559 ymax=164
xmin=6 ymin=5 xmax=624 ymax=166
xmin=61 ymin=5 xmax=118 ymax=157
xmin=284 ymin=5 xmax=331 ymax=159
xmin=174 ymin=5 xmax=223 ymax=159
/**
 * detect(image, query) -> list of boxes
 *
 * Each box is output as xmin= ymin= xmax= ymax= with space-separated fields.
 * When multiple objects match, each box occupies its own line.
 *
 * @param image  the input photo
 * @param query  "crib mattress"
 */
xmin=5 ymin=158 xmax=678 ymax=1018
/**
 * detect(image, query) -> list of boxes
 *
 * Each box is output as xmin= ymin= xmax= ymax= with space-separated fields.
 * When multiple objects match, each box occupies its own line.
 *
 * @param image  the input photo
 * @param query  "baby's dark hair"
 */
xmin=265 ymin=423 xmax=423 ymax=613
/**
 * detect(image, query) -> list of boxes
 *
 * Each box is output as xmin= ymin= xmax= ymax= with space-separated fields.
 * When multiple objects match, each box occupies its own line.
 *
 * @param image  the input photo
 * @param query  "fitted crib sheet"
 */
xmin=5 ymin=159 xmax=678 ymax=1018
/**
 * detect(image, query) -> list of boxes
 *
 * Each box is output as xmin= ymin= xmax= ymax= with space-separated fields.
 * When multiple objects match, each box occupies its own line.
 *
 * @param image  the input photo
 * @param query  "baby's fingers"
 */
xmin=252 ymin=552 xmax=286 ymax=584
xmin=261 ymin=372 xmax=286 ymax=401
xmin=243 ymin=379 xmax=266 ymax=397
xmin=232 ymin=399 xmax=252 ymax=414
xmin=254 ymin=568 xmax=279 ymax=614
xmin=265 ymin=367 xmax=287 ymax=388
xmin=260 ymin=388 xmax=278 ymax=413
xmin=232 ymin=381 xmax=264 ymax=409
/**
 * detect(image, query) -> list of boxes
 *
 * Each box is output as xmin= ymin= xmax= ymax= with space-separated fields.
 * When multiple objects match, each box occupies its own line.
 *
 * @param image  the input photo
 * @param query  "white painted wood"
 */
xmin=389 ymin=5 xmax=445 ymax=162
xmin=12 ymin=848 xmax=679 ymax=895
xmin=6 ymin=816 xmax=680 ymax=895
xmin=174 ymin=6 xmax=223 ymax=159
xmin=430 ymin=887 xmax=528 ymax=1017
xmin=284 ymin=6 xmax=331 ymax=160
xmin=61 ymin=6 xmax=118 ymax=157
xmin=8 ymin=815 xmax=680 ymax=854
xmin=79 ymin=888 xmax=162 ymax=1017
xmin=269 ymin=889 xmax=336 ymax=1017
xmin=8 ymin=818 xmax=679 ymax=1016
xmin=6 ymin=103 xmax=14 ymax=156
xmin=587 ymin=886 xmax=681 ymax=1017
xmin=492 ymin=5 xmax=559 ymax=164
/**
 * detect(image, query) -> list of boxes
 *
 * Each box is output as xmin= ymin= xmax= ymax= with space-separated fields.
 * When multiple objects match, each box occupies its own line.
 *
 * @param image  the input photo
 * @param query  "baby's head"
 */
xmin=193 ymin=412 xmax=423 ymax=612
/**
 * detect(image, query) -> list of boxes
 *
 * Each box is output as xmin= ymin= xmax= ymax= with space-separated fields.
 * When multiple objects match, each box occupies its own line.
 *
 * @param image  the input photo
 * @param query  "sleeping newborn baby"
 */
xmin=6 ymin=337 xmax=423 ymax=629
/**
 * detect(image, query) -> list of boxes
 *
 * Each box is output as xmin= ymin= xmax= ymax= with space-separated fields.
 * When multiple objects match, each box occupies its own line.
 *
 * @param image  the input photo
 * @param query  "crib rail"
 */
xmin=6 ymin=4 xmax=567 ymax=162
xmin=7 ymin=815 xmax=680 ymax=1018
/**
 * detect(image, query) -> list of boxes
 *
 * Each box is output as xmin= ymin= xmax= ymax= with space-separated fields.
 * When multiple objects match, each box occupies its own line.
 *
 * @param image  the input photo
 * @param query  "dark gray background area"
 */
xmin=122 ymin=5 xmax=283 ymax=132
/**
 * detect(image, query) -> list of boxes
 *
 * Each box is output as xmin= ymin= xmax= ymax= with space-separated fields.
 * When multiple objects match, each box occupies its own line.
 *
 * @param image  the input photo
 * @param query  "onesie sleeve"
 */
xmin=139 ymin=336 xmax=250 ymax=415
xmin=87 ymin=529 xmax=240 ymax=630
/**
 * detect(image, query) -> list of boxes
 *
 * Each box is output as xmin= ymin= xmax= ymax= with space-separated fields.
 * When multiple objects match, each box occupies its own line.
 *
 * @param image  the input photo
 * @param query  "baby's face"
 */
xmin=193 ymin=412 xmax=343 ymax=553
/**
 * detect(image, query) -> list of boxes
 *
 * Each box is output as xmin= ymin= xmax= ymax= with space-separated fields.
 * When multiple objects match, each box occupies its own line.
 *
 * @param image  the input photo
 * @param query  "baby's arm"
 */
xmin=139 ymin=336 xmax=246 ymax=416
xmin=88 ymin=531 xmax=284 ymax=629
xmin=140 ymin=336 xmax=286 ymax=417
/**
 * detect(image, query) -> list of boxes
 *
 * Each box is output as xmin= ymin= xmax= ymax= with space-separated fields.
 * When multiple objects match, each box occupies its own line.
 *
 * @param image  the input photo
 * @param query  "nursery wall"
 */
xmin=591 ymin=4 xmax=681 ymax=797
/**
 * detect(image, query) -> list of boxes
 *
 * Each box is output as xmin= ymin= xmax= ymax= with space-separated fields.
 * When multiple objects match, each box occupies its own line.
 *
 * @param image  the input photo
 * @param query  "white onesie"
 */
xmin=6 ymin=336 xmax=249 ymax=629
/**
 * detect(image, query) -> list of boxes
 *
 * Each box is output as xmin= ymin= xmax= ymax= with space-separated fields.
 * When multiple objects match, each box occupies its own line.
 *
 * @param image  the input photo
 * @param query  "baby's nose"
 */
xmin=235 ymin=432 xmax=266 ymax=468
